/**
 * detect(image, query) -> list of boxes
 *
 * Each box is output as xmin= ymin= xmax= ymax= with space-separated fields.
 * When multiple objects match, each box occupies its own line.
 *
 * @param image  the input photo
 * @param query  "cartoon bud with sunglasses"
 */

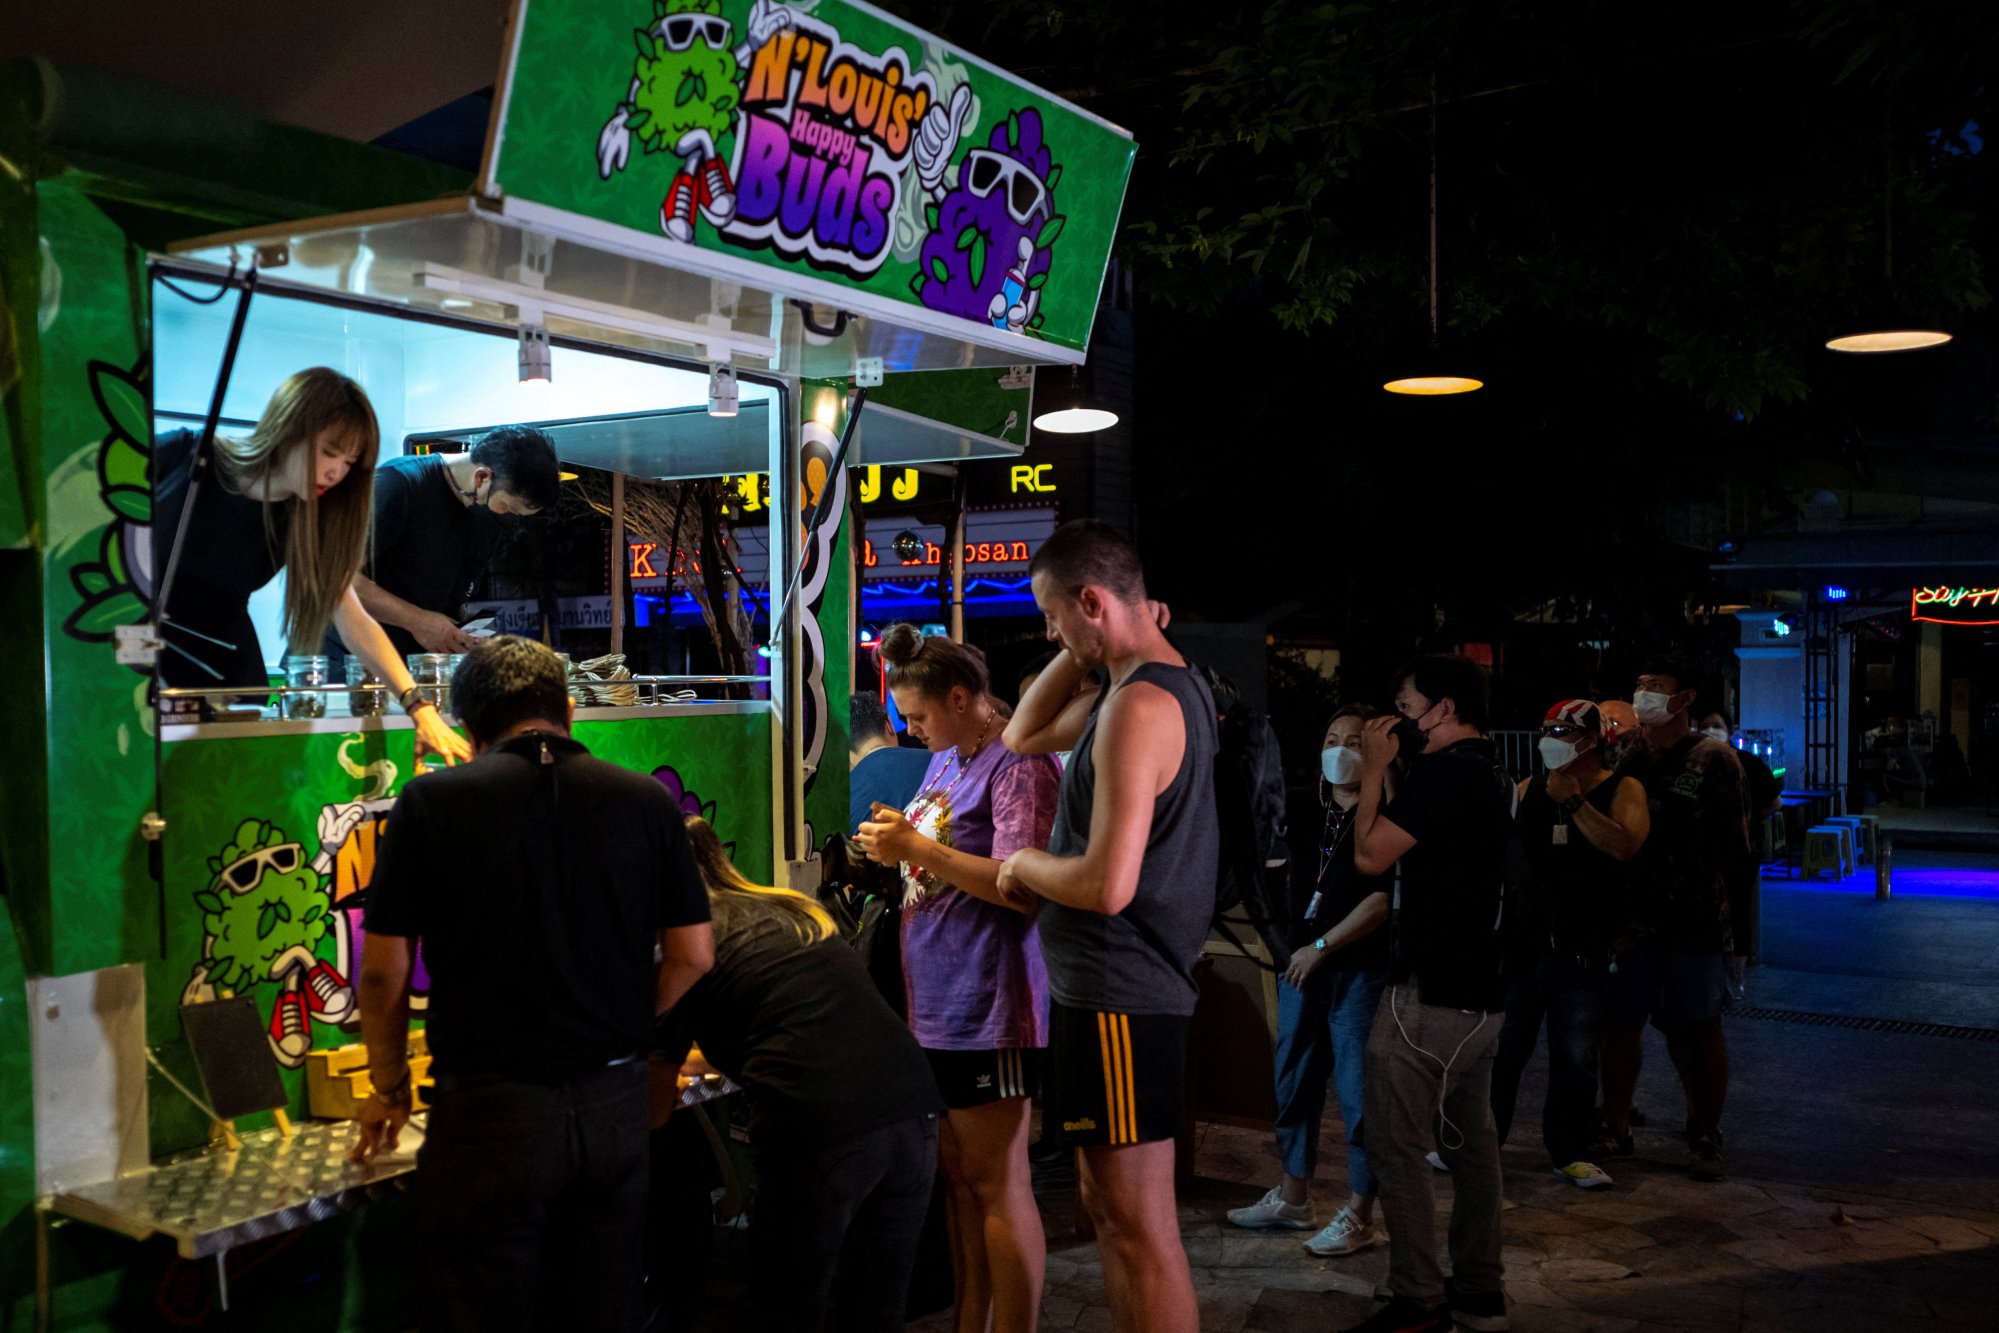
xmin=184 ymin=816 xmax=358 ymax=1067
xmin=598 ymin=0 xmax=793 ymax=242
xmin=913 ymin=105 xmax=1065 ymax=334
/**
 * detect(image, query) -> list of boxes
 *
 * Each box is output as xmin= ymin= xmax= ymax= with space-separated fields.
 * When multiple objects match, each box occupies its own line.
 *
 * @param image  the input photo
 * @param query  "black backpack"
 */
xmin=1204 ymin=672 xmax=1294 ymax=970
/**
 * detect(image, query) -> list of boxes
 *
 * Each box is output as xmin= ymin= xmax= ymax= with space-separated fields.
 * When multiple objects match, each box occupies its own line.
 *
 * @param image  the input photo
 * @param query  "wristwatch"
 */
xmin=1559 ymin=795 xmax=1585 ymax=817
xmin=398 ymin=686 xmax=435 ymax=716
xmin=1314 ymin=936 xmax=1328 ymax=951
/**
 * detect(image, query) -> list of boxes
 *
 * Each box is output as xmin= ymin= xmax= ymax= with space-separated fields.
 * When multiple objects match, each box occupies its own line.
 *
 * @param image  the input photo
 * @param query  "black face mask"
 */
xmin=1393 ymin=703 xmax=1438 ymax=756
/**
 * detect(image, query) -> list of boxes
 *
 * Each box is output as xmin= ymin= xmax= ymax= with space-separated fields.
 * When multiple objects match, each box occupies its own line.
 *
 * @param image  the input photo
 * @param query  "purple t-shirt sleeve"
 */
xmin=991 ymin=756 xmax=1060 ymax=861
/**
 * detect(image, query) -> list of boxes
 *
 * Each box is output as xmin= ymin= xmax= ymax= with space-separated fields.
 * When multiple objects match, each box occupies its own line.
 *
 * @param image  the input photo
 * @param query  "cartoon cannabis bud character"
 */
xmin=910 ymin=94 xmax=1065 ymax=336
xmin=598 ymin=0 xmax=796 ymax=242
xmin=182 ymin=802 xmax=369 ymax=1066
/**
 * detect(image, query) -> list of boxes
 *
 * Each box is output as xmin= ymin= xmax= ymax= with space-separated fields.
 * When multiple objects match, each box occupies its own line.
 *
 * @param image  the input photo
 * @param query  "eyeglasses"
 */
xmin=965 ymin=150 xmax=1051 ymax=226
xmin=1541 ymin=725 xmax=1590 ymax=738
xmin=661 ymin=13 xmax=730 ymax=50
xmin=217 ymin=842 xmax=303 ymax=893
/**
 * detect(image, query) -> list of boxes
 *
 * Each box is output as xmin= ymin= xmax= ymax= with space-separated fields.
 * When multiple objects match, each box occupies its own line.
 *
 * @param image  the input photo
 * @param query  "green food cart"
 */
xmin=0 ymin=2 xmax=1133 ymax=1325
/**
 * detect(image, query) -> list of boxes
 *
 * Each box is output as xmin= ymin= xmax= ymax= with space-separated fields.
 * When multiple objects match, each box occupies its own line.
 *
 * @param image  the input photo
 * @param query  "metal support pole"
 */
xmin=948 ymin=486 xmax=967 ymax=643
xmin=610 ymin=471 xmax=626 ymax=657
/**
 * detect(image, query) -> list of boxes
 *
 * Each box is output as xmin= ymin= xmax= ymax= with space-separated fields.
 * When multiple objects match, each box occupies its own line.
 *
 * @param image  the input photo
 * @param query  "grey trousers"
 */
xmin=1364 ymin=983 xmax=1506 ymax=1307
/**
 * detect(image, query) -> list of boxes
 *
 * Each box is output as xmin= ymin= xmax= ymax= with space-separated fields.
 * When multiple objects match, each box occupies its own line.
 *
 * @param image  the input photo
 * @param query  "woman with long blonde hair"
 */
xmin=153 ymin=367 xmax=469 ymax=762
xmin=657 ymin=816 xmax=945 ymax=1333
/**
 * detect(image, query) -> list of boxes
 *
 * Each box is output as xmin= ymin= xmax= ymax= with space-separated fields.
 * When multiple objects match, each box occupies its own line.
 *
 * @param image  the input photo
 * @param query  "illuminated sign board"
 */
xmin=1911 ymin=585 xmax=1999 ymax=626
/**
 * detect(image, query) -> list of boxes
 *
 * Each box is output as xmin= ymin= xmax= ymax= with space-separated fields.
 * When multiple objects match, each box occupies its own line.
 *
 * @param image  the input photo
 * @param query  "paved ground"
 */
xmin=699 ymin=851 xmax=1999 ymax=1330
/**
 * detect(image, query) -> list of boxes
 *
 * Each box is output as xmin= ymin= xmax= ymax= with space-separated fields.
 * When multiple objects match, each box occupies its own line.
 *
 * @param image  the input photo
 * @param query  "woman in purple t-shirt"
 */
xmin=857 ymin=625 xmax=1059 ymax=1333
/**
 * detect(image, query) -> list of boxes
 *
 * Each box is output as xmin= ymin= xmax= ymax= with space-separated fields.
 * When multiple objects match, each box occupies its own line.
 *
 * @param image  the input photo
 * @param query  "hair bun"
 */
xmin=880 ymin=622 xmax=925 ymax=667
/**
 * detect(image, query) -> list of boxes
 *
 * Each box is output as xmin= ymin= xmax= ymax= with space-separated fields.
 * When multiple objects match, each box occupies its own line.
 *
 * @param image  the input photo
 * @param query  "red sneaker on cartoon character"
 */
xmin=661 ymin=172 xmax=700 ymax=242
xmin=303 ymin=960 xmax=356 ymax=1024
xmin=268 ymin=989 xmax=311 ymax=1065
xmin=697 ymin=157 xmax=736 ymax=226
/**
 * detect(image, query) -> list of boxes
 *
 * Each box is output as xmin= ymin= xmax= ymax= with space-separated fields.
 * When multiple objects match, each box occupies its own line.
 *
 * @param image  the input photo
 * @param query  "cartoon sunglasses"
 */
xmin=965 ymin=150 xmax=1050 ymax=226
xmin=216 ymin=842 xmax=305 ymax=893
xmin=659 ymin=13 xmax=731 ymax=51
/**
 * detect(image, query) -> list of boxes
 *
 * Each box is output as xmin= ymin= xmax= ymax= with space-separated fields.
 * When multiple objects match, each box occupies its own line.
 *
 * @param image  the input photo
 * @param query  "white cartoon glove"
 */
xmin=598 ymin=107 xmax=633 ymax=179
xmin=984 ymin=236 xmax=1040 ymax=332
xmin=915 ymin=84 xmax=974 ymax=198
xmin=317 ymin=800 xmax=367 ymax=858
xmin=746 ymin=0 xmax=794 ymax=47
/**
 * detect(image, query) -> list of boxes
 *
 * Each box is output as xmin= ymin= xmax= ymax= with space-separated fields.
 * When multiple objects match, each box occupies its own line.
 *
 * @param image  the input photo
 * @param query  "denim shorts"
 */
xmin=1610 ymin=946 xmax=1731 ymax=1032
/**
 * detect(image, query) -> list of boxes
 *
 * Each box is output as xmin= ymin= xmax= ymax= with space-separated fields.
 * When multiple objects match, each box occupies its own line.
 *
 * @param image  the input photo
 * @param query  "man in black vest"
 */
xmin=351 ymin=636 xmax=713 ymax=1331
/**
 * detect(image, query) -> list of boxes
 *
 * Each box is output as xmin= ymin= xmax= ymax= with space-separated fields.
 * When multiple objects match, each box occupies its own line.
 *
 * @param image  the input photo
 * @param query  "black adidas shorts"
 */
xmin=924 ymin=1047 xmax=1044 ymax=1110
xmin=1045 ymin=1002 xmax=1188 ymax=1147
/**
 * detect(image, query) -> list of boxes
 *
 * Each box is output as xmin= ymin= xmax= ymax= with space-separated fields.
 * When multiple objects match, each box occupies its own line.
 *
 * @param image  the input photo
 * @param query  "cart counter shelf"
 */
xmin=37 ymin=1073 xmax=740 ymax=1323
xmin=158 ymin=697 xmax=770 ymax=744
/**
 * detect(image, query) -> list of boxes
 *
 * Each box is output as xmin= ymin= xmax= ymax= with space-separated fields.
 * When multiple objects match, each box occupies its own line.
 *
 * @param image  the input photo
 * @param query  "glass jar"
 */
xmin=407 ymin=653 xmax=450 ymax=709
xmin=283 ymin=655 xmax=331 ymax=719
xmin=346 ymin=656 xmax=386 ymax=717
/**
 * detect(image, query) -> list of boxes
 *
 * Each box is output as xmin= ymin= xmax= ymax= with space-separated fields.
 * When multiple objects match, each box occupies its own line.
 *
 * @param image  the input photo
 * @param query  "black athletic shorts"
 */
xmin=923 ymin=1047 xmax=1044 ymax=1110
xmin=1045 ymin=1002 xmax=1187 ymax=1147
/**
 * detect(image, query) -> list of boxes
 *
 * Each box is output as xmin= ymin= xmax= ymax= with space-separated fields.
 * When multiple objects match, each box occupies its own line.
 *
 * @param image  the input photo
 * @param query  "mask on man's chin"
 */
xmin=1391 ymin=711 xmax=1431 ymax=756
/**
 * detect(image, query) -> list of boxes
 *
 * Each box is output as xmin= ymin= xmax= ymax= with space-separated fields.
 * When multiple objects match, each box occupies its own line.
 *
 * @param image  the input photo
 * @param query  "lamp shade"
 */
xmin=1382 ymin=374 xmax=1484 ymax=396
xmin=1032 ymin=365 xmax=1119 ymax=434
xmin=1825 ymin=297 xmax=1952 ymax=354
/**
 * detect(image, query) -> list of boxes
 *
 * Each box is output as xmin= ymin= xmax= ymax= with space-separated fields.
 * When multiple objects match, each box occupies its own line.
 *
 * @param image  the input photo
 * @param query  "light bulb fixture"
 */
xmin=1385 ymin=78 xmax=1481 ymax=397
xmin=892 ymin=530 xmax=924 ymax=562
xmin=708 ymin=362 xmax=740 ymax=418
xmin=1032 ymin=364 xmax=1119 ymax=434
xmin=558 ymin=470 xmax=580 ymax=482
xmin=517 ymin=323 xmax=552 ymax=385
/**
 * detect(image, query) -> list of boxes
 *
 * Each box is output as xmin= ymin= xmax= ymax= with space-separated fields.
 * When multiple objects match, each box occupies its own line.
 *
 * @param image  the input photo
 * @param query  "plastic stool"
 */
xmin=1802 ymin=826 xmax=1847 ymax=880
xmin=1856 ymin=814 xmax=1880 ymax=863
xmin=1826 ymin=815 xmax=1866 ymax=863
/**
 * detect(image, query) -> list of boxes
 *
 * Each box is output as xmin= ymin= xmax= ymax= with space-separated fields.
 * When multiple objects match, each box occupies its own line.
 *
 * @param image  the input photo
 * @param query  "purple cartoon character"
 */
xmin=910 ymin=90 xmax=1064 ymax=335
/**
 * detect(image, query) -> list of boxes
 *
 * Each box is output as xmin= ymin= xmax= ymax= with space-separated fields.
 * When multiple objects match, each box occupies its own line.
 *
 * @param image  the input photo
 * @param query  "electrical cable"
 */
xmin=154 ymin=263 xmax=240 ymax=306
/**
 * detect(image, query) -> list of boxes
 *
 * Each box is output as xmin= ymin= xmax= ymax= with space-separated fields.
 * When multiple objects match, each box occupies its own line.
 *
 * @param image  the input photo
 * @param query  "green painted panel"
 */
xmin=34 ymin=183 xmax=155 ymax=980
xmin=863 ymin=364 xmax=1032 ymax=445
xmin=491 ymin=0 xmax=1135 ymax=355
xmin=150 ymin=710 xmax=772 ymax=1153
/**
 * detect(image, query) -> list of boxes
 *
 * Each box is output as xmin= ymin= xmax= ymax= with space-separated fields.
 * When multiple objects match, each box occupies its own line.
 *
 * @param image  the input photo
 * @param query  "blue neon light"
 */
xmin=1825 ymin=586 xmax=1850 ymax=601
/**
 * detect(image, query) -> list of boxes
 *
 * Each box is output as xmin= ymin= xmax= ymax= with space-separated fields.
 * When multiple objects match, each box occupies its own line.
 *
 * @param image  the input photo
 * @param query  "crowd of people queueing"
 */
xmin=339 ymin=515 xmax=1763 ymax=1333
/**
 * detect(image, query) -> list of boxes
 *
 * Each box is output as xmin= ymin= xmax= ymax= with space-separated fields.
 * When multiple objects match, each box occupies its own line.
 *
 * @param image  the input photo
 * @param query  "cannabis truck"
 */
xmin=0 ymin=2 xmax=1132 ymax=1325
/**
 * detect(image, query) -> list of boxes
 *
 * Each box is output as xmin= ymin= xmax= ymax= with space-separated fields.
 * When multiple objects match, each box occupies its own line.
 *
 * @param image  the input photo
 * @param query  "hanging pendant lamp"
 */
xmin=1827 ymin=109 xmax=1951 ymax=354
xmin=1385 ymin=84 xmax=1482 ymax=396
xmin=1032 ymin=364 xmax=1119 ymax=434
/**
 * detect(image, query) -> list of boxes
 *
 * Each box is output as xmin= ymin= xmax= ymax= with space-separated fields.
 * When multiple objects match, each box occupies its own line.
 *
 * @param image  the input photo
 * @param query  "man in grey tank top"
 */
xmin=998 ymin=520 xmax=1217 ymax=1333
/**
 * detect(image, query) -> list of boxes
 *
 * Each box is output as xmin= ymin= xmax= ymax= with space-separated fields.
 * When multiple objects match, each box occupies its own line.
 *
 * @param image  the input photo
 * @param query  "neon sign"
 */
xmin=1911 ymin=585 xmax=1999 ymax=626
xmin=862 ymin=538 xmax=1031 ymax=570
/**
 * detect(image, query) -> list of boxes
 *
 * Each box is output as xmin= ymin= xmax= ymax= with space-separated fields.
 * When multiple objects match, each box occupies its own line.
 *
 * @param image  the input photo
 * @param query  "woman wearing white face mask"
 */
xmin=1227 ymin=704 xmax=1392 ymax=1258
xmin=1490 ymin=700 xmax=1650 ymax=1191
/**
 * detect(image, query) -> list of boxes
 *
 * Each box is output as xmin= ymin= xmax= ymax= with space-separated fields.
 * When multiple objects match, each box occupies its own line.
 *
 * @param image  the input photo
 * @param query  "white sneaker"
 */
xmin=1225 ymin=1185 xmax=1314 ymax=1231
xmin=1426 ymin=1150 xmax=1449 ymax=1172
xmin=1303 ymin=1205 xmax=1382 ymax=1256
xmin=1552 ymin=1160 xmax=1614 ymax=1190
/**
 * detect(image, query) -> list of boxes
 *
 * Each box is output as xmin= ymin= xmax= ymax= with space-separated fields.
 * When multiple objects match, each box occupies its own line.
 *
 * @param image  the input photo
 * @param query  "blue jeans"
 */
xmin=1272 ymin=964 xmax=1386 ymax=1194
xmin=1490 ymin=953 xmax=1608 ymax=1167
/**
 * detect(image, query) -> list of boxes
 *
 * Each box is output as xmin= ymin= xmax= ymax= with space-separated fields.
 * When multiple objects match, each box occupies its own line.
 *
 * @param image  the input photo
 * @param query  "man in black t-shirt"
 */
xmin=328 ymin=426 xmax=560 ymax=659
xmin=351 ymin=636 xmax=713 ymax=1333
xmin=1349 ymin=655 xmax=1512 ymax=1333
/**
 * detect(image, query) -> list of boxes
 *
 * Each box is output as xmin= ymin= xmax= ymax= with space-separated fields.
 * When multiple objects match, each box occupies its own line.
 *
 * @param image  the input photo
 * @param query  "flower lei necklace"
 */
xmin=904 ymin=708 xmax=997 ymax=901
